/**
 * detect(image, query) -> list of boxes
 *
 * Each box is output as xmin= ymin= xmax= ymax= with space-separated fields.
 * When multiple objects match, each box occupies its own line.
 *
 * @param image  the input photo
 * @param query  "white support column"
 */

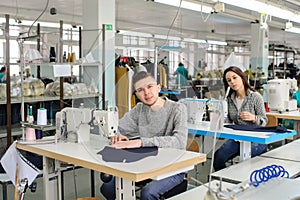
xmin=82 ymin=0 xmax=116 ymax=108
xmin=250 ymin=23 xmax=269 ymax=78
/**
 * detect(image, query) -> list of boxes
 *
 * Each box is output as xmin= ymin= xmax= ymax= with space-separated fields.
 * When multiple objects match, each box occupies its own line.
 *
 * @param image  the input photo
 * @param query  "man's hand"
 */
xmin=111 ymin=139 xmax=142 ymax=149
xmin=110 ymin=134 xmax=129 ymax=144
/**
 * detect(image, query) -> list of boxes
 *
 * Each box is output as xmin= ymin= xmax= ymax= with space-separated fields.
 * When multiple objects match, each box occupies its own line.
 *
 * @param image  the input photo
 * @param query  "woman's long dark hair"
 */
xmin=223 ymin=66 xmax=254 ymax=97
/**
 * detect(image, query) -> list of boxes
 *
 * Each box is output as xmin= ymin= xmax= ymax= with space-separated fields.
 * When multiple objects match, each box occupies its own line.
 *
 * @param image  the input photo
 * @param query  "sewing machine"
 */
xmin=181 ymin=98 xmax=227 ymax=129
xmin=266 ymin=79 xmax=298 ymax=112
xmin=55 ymin=107 xmax=118 ymax=143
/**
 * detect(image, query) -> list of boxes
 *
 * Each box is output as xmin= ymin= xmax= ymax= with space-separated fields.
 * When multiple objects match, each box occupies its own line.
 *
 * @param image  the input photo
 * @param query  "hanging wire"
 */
xmin=200 ymin=0 xmax=213 ymax=22
xmin=27 ymin=0 xmax=50 ymax=37
xmin=159 ymin=0 xmax=183 ymax=50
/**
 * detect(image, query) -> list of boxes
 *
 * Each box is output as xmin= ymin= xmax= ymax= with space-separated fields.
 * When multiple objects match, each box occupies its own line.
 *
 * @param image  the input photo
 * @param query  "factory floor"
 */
xmin=0 ymin=136 xmax=226 ymax=200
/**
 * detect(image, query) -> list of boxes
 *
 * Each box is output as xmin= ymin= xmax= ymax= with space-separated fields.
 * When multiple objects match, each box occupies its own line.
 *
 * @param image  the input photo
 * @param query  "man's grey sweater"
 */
xmin=119 ymin=97 xmax=188 ymax=149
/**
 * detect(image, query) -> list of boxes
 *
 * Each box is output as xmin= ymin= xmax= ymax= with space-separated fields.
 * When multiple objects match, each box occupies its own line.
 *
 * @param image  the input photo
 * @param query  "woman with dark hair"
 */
xmin=213 ymin=66 xmax=268 ymax=171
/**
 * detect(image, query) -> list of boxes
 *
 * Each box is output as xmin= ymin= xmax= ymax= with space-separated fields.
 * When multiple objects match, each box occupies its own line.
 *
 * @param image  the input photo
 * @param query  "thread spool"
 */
xmin=36 ymin=130 xmax=43 ymax=140
xmin=37 ymin=108 xmax=47 ymax=125
xmin=49 ymin=47 xmax=56 ymax=62
xmin=26 ymin=128 xmax=36 ymax=141
xmin=28 ymin=105 xmax=34 ymax=123
xmin=71 ymin=52 xmax=76 ymax=63
xmin=67 ymin=52 xmax=72 ymax=62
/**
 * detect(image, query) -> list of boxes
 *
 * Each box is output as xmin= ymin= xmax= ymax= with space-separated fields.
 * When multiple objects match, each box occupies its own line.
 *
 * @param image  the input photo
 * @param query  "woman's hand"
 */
xmin=239 ymin=111 xmax=256 ymax=122
xmin=110 ymin=139 xmax=142 ymax=149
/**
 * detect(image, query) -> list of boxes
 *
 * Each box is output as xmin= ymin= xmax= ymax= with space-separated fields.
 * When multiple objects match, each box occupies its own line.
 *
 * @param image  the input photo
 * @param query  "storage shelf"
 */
xmin=20 ymin=121 xmax=56 ymax=131
xmin=27 ymin=62 xmax=101 ymax=66
xmin=0 ymin=93 xmax=100 ymax=105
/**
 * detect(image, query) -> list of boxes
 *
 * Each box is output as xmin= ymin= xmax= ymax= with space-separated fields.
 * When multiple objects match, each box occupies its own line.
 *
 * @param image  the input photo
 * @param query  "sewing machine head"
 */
xmin=267 ymin=79 xmax=297 ymax=112
xmin=55 ymin=107 xmax=118 ymax=143
xmin=180 ymin=98 xmax=207 ymax=124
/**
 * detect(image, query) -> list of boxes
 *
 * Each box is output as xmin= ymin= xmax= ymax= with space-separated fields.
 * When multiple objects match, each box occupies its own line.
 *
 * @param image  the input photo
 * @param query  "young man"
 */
xmin=101 ymin=71 xmax=188 ymax=200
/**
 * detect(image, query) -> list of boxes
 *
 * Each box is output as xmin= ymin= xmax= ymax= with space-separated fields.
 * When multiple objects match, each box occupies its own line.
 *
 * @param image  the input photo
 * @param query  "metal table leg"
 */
xmin=240 ymin=141 xmax=251 ymax=162
xmin=115 ymin=177 xmax=135 ymax=200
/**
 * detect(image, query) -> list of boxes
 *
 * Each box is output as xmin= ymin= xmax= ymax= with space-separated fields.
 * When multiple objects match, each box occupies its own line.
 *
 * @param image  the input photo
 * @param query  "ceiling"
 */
xmin=0 ymin=0 xmax=300 ymax=50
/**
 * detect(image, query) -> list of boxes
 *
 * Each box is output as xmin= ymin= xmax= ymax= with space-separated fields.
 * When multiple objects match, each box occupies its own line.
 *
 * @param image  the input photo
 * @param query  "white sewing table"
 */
xmin=167 ymin=180 xmax=235 ymax=200
xmin=16 ymin=135 xmax=206 ymax=200
xmin=188 ymin=121 xmax=296 ymax=161
xmin=168 ymin=177 xmax=300 ymax=200
xmin=267 ymin=110 xmax=300 ymax=138
xmin=210 ymin=156 xmax=300 ymax=183
xmin=260 ymin=139 xmax=300 ymax=162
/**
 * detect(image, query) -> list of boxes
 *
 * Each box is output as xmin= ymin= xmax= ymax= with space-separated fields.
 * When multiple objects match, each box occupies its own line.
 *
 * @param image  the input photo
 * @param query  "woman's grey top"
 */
xmin=226 ymin=89 xmax=268 ymax=126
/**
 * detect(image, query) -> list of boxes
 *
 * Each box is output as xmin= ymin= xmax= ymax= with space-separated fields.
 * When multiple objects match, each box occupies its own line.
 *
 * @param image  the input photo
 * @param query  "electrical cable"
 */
xmin=249 ymin=164 xmax=289 ymax=187
xmin=158 ymin=0 xmax=182 ymax=54
xmin=206 ymin=101 xmax=222 ymax=195
xmin=27 ymin=0 xmax=50 ymax=37
xmin=85 ymin=30 xmax=103 ymax=56
xmin=200 ymin=0 xmax=212 ymax=23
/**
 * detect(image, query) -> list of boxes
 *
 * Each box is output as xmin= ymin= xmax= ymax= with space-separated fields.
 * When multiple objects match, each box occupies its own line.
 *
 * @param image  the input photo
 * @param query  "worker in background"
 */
xmin=100 ymin=71 xmax=188 ymax=200
xmin=0 ymin=66 xmax=6 ymax=83
xmin=213 ymin=66 xmax=268 ymax=171
xmin=174 ymin=62 xmax=188 ymax=88
xmin=282 ymin=75 xmax=300 ymax=128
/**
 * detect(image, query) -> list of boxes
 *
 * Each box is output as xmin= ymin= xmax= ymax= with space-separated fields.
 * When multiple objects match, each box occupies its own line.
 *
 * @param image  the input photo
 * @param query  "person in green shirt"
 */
xmin=0 ymin=66 xmax=6 ymax=83
xmin=174 ymin=62 xmax=188 ymax=88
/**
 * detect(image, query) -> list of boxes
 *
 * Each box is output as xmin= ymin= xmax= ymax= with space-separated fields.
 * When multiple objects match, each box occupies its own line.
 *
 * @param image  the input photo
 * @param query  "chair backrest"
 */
xmin=186 ymin=139 xmax=200 ymax=153
xmin=266 ymin=115 xmax=278 ymax=127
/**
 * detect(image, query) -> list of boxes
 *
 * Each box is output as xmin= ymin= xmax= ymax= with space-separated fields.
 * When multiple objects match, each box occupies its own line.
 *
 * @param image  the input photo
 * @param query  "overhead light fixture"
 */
xmin=285 ymin=27 xmax=300 ymax=34
xmin=154 ymin=34 xmax=181 ymax=41
xmin=207 ymin=40 xmax=227 ymax=46
xmin=183 ymin=38 xmax=207 ymax=44
xmin=154 ymin=0 xmax=213 ymax=13
xmin=118 ymin=30 xmax=153 ymax=38
xmin=219 ymin=0 xmax=300 ymax=24
xmin=285 ymin=23 xmax=300 ymax=34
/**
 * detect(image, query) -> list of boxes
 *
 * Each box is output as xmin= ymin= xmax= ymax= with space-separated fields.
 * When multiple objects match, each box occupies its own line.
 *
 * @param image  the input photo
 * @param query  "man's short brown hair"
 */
xmin=132 ymin=71 xmax=156 ymax=88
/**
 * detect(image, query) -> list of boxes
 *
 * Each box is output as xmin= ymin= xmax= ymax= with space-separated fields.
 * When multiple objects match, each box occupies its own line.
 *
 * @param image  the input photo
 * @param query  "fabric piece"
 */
xmin=224 ymin=124 xmax=290 ymax=133
xmin=0 ymin=141 xmax=40 ymax=185
xmin=223 ymin=52 xmax=246 ymax=71
xmin=98 ymin=146 xmax=158 ymax=163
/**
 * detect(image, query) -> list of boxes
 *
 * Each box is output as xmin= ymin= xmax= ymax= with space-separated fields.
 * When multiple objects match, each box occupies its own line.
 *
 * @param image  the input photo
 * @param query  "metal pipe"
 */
xmin=5 ymin=14 xmax=11 ymax=146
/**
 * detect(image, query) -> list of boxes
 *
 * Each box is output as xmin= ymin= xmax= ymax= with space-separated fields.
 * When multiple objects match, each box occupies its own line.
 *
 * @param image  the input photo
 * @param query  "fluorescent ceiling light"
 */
xmin=207 ymin=40 xmax=227 ymax=46
xmin=154 ymin=0 xmax=212 ymax=13
xmin=183 ymin=38 xmax=207 ymax=43
xmin=154 ymin=34 xmax=181 ymax=41
xmin=118 ymin=30 xmax=153 ymax=38
xmin=219 ymin=0 xmax=300 ymax=23
xmin=284 ymin=22 xmax=300 ymax=34
xmin=285 ymin=27 xmax=300 ymax=34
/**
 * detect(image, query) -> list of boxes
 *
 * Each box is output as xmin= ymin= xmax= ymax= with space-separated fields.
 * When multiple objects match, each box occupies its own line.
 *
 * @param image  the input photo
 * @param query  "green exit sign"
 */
xmin=105 ymin=24 xmax=113 ymax=30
